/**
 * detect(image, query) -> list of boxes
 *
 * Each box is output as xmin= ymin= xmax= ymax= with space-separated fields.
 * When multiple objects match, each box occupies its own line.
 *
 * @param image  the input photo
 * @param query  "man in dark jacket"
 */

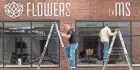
xmin=60 ymin=24 xmax=78 ymax=68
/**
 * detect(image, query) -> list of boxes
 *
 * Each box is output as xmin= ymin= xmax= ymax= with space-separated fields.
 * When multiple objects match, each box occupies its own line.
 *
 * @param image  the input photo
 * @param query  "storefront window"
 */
xmin=4 ymin=22 xmax=31 ymax=36
xmin=1 ymin=21 xmax=59 ymax=67
xmin=32 ymin=22 xmax=54 ymax=36
xmin=76 ymin=21 xmax=131 ymax=67
xmin=31 ymin=36 xmax=59 ymax=67
xmin=4 ymin=36 xmax=31 ymax=67
xmin=104 ymin=22 xmax=131 ymax=63
xmin=108 ymin=36 xmax=130 ymax=64
xmin=76 ymin=22 xmax=103 ymax=67
xmin=31 ymin=22 xmax=59 ymax=67
xmin=3 ymin=22 xmax=31 ymax=67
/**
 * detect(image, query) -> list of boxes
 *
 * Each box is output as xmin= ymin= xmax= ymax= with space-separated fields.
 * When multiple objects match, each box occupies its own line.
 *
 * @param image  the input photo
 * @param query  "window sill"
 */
xmin=77 ymin=64 xmax=140 ymax=67
xmin=4 ymin=65 xmax=31 ymax=67
xmin=3 ymin=64 xmax=59 ymax=67
xmin=32 ymin=64 xmax=59 ymax=67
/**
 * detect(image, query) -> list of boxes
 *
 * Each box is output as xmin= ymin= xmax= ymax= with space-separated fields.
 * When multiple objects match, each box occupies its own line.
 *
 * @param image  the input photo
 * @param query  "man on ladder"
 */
xmin=60 ymin=23 xmax=78 ymax=69
xmin=99 ymin=24 xmax=117 ymax=62
xmin=37 ymin=22 xmax=77 ymax=70
xmin=100 ymin=24 xmax=133 ymax=70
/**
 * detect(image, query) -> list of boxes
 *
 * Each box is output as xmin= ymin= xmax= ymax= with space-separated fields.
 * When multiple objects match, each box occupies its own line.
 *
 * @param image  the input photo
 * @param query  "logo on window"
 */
xmin=4 ymin=2 xmax=23 ymax=18
xmin=86 ymin=48 xmax=94 ymax=56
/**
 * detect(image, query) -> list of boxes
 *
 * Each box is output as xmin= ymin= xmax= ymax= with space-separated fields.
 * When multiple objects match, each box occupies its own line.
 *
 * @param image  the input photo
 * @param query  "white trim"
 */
xmin=32 ymin=64 xmax=59 ymax=67
xmin=4 ymin=64 xmax=59 ymax=67
xmin=77 ymin=64 xmax=140 ymax=67
xmin=4 ymin=65 xmax=31 ymax=67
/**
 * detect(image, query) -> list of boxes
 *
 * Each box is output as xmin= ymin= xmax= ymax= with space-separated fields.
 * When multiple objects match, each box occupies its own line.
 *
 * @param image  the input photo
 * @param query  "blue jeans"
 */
xmin=102 ymin=42 xmax=109 ymax=59
xmin=65 ymin=43 xmax=78 ymax=67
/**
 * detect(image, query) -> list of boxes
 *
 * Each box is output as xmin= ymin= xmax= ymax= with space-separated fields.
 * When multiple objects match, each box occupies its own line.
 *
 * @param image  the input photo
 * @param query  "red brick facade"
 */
xmin=0 ymin=0 xmax=140 ymax=70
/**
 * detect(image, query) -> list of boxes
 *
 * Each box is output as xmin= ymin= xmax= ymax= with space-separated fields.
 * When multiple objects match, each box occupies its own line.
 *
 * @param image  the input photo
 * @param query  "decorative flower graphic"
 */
xmin=86 ymin=48 xmax=94 ymax=56
xmin=4 ymin=2 xmax=23 ymax=18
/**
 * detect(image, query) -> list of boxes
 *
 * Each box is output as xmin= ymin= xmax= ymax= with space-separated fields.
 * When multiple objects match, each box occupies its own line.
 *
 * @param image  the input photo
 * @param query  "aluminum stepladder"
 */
xmin=37 ymin=22 xmax=72 ymax=70
xmin=102 ymin=29 xmax=133 ymax=70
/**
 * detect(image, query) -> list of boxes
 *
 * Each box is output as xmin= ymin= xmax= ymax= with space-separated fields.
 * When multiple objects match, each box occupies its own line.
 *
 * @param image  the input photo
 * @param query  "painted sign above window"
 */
xmin=4 ymin=2 xmax=71 ymax=18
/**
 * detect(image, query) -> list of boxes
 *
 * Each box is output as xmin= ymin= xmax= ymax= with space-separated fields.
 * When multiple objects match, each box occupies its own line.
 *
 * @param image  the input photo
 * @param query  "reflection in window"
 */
xmin=109 ymin=36 xmax=130 ymax=64
xmin=32 ymin=22 xmax=58 ymax=36
xmin=32 ymin=36 xmax=59 ymax=67
xmin=76 ymin=22 xmax=131 ymax=67
xmin=4 ymin=37 xmax=31 ymax=67
xmin=31 ymin=22 xmax=59 ymax=67
xmin=4 ymin=22 xmax=31 ymax=35
xmin=2 ymin=21 xmax=60 ymax=67
xmin=105 ymin=22 xmax=131 ymax=64
xmin=76 ymin=22 xmax=104 ymax=67
xmin=104 ymin=22 xmax=130 ymax=35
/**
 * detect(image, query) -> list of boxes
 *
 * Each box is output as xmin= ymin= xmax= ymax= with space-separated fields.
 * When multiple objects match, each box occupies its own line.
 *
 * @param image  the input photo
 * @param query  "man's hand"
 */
xmin=62 ymin=46 xmax=65 ymax=50
xmin=114 ymin=29 xmax=118 ymax=35
xmin=60 ymin=32 xmax=65 ymax=37
xmin=60 ymin=32 xmax=71 ymax=38
xmin=115 ymin=29 xmax=121 ymax=35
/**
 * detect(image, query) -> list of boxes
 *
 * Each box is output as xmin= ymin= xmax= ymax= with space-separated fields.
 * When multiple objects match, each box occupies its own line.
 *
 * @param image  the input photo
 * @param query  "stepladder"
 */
xmin=102 ymin=29 xmax=133 ymax=70
xmin=37 ymin=22 xmax=72 ymax=70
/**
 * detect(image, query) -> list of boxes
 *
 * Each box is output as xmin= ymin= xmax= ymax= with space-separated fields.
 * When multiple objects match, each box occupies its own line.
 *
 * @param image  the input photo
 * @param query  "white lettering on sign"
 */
xmin=27 ymin=2 xmax=71 ymax=17
xmin=115 ymin=2 xmax=130 ymax=16
xmin=109 ymin=2 xmax=131 ymax=16
xmin=4 ymin=2 xmax=71 ymax=18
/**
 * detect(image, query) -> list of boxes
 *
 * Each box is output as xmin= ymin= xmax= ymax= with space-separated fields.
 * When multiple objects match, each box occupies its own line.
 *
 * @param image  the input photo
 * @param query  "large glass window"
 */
xmin=4 ymin=36 xmax=31 ymax=67
xmin=0 ymin=21 xmax=59 ymax=67
xmin=76 ymin=21 xmax=131 ymax=67
xmin=76 ymin=22 xmax=103 ymax=67
xmin=31 ymin=22 xmax=59 ymax=67
xmin=104 ymin=22 xmax=131 ymax=64
xmin=3 ymin=22 xmax=31 ymax=67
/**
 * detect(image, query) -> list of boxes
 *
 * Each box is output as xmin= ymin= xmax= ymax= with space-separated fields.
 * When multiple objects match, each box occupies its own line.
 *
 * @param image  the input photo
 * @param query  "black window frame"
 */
xmin=0 ymin=21 xmax=60 ymax=68
xmin=75 ymin=20 xmax=134 ymax=68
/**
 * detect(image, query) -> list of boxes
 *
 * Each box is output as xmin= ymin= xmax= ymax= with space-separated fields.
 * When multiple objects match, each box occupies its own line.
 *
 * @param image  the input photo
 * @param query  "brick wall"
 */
xmin=1 ymin=0 xmax=140 ymax=20
xmin=0 ymin=0 xmax=140 ymax=70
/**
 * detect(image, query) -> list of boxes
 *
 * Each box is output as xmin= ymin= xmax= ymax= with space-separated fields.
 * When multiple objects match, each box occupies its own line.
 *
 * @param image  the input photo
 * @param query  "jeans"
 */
xmin=102 ymin=42 xmax=109 ymax=59
xmin=65 ymin=43 xmax=78 ymax=67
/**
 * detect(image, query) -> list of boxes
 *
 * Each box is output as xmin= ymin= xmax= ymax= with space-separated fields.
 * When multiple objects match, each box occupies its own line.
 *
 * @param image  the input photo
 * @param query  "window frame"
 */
xmin=75 ymin=21 xmax=133 ymax=67
xmin=0 ymin=21 xmax=60 ymax=68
